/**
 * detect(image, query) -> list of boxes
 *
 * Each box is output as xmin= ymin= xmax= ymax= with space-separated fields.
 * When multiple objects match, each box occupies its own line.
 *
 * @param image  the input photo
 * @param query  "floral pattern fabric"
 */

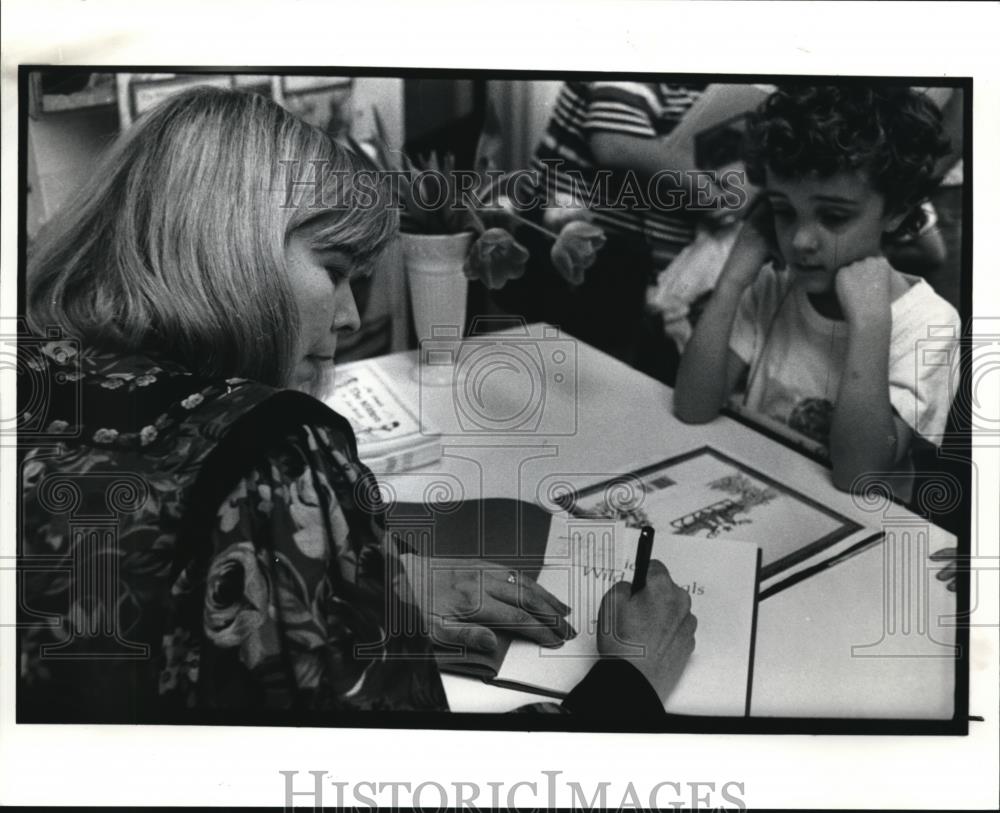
xmin=18 ymin=344 xmax=446 ymax=721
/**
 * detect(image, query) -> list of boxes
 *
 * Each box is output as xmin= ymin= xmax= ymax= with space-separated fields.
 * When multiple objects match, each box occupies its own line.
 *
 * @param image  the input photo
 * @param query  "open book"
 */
xmin=326 ymin=359 xmax=442 ymax=473
xmin=385 ymin=498 xmax=760 ymax=716
xmin=497 ymin=517 xmax=760 ymax=716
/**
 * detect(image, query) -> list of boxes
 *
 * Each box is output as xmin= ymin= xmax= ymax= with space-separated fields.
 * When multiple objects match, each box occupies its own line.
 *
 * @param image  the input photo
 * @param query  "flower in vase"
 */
xmin=463 ymin=228 xmax=530 ymax=290
xmin=550 ymin=221 xmax=607 ymax=287
xmin=356 ymin=104 xmax=609 ymax=291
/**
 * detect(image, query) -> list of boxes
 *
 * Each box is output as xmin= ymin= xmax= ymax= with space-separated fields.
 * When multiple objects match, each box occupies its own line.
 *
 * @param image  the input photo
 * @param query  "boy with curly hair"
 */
xmin=673 ymin=85 xmax=960 ymax=495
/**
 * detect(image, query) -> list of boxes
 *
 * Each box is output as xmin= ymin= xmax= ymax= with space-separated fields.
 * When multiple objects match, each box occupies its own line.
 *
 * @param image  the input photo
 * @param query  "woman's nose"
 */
xmin=334 ymin=284 xmax=361 ymax=333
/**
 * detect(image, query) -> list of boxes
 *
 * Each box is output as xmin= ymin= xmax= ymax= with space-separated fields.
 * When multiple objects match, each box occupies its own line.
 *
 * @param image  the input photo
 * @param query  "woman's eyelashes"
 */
xmin=318 ymin=253 xmax=372 ymax=284
xmin=325 ymin=264 xmax=350 ymax=282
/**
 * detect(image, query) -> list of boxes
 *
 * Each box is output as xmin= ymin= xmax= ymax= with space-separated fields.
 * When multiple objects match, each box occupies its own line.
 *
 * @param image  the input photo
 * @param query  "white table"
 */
xmin=370 ymin=324 xmax=958 ymax=718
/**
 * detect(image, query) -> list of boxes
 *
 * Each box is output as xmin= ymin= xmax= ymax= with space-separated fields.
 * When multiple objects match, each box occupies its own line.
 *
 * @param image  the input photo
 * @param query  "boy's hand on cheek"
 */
xmin=720 ymin=198 xmax=783 ymax=293
xmin=742 ymin=195 xmax=784 ymax=266
xmin=835 ymin=256 xmax=893 ymax=326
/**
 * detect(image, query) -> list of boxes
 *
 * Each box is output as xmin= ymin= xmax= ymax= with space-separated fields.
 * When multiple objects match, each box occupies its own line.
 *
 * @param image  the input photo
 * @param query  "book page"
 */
xmin=497 ymin=516 xmax=760 ymax=716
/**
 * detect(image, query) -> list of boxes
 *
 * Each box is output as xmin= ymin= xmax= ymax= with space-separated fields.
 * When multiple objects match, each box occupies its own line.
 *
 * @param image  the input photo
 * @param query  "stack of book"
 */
xmin=326 ymin=360 xmax=442 ymax=474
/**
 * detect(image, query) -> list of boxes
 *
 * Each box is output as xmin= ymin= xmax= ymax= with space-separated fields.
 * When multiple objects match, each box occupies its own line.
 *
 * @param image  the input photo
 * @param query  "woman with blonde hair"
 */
xmin=19 ymin=86 xmax=695 ymax=722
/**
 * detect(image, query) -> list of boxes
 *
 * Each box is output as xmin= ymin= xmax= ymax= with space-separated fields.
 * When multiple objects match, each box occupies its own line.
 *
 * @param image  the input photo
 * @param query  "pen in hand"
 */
xmin=631 ymin=525 xmax=655 ymax=596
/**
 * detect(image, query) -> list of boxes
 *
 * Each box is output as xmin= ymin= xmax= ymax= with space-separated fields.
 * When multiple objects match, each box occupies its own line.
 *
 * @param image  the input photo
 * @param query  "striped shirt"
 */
xmin=530 ymin=81 xmax=706 ymax=270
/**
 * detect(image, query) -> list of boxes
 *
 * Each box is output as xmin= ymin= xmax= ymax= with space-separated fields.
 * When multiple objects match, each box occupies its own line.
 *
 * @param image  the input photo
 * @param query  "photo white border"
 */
xmin=2 ymin=1 xmax=998 ymax=809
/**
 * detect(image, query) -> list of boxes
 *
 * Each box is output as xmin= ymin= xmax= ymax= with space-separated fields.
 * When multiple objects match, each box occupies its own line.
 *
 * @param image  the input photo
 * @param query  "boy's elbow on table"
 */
xmin=830 ymin=420 xmax=911 ymax=493
xmin=830 ymin=465 xmax=859 ymax=493
xmin=830 ymin=454 xmax=895 ymax=494
xmin=672 ymin=395 xmax=722 ymax=425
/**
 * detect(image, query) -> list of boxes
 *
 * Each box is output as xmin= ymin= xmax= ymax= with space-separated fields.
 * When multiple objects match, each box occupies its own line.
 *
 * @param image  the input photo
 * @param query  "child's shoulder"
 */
xmin=891 ymin=273 xmax=960 ymax=327
xmin=889 ymin=274 xmax=961 ymax=356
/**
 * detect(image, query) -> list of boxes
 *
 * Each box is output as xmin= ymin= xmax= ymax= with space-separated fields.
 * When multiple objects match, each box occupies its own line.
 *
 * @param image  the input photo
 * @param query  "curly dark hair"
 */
xmin=743 ymin=85 xmax=950 ymax=213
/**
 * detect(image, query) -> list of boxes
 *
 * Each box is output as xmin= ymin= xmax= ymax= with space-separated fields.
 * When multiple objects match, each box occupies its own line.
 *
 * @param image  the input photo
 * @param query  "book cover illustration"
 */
xmin=326 ymin=360 xmax=442 ymax=472
xmin=669 ymin=471 xmax=779 ymax=538
xmin=554 ymin=446 xmax=868 ymax=580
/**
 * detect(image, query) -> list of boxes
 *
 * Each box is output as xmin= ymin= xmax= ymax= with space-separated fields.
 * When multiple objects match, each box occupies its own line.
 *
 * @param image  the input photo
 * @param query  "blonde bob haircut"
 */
xmin=27 ymin=85 xmax=397 ymax=387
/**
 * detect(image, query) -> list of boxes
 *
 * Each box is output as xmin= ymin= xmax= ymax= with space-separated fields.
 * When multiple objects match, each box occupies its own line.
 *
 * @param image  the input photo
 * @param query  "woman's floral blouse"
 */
xmin=18 ymin=344 xmax=446 ymax=721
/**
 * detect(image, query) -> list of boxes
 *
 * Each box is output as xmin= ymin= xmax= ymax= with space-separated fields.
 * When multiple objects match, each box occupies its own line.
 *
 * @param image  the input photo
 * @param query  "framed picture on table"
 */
xmin=555 ymin=445 xmax=875 ymax=587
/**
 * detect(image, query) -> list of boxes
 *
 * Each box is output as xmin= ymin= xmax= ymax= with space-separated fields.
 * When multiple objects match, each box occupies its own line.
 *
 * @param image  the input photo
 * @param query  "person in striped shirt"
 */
xmin=492 ymin=81 xmax=711 ymax=363
xmin=531 ymin=81 xmax=708 ymax=271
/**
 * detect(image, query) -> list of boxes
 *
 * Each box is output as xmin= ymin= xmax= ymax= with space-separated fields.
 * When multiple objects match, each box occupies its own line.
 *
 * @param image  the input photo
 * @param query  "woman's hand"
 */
xmin=399 ymin=553 xmax=575 ymax=654
xmin=596 ymin=560 xmax=697 ymax=702
xmin=929 ymin=547 xmax=960 ymax=592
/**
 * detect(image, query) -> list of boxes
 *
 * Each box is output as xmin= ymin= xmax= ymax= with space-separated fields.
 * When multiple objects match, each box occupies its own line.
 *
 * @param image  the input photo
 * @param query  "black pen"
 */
xmin=631 ymin=525 xmax=655 ymax=596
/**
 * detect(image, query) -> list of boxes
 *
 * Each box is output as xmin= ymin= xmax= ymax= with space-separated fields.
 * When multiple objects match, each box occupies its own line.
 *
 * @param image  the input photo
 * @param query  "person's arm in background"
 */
xmin=588 ymin=105 xmax=713 ymax=206
xmin=588 ymin=89 xmax=757 ymax=217
xmin=590 ymin=130 xmax=694 ymax=182
xmin=592 ymin=131 xmax=749 ymax=223
xmin=584 ymin=83 xmax=707 ymax=196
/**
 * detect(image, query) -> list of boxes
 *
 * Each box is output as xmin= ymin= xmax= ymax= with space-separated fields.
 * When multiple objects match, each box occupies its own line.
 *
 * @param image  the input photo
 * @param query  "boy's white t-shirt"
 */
xmin=728 ymin=265 xmax=961 ymax=455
